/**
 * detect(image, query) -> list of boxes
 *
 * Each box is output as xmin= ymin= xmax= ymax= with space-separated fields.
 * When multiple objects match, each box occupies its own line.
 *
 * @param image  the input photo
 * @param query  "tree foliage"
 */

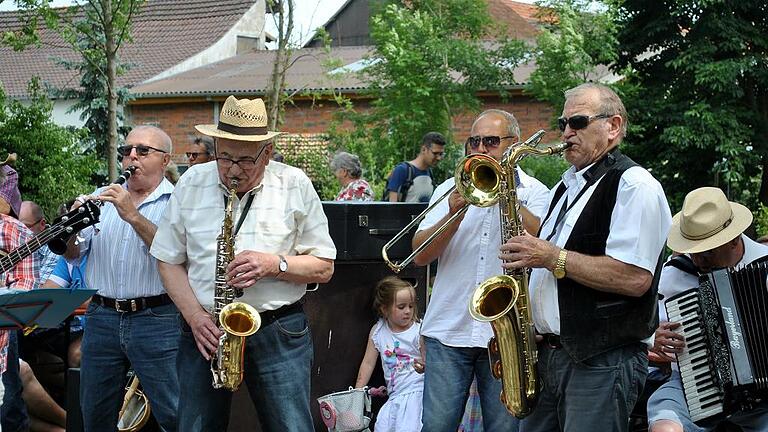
xmin=527 ymin=0 xmax=620 ymax=126
xmin=5 ymin=0 xmax=144 ymax=181
xmin=0 ymin=80 xmax=103 ymax=219
xmin=329 ymin=0 xmax=529 ymax=189
xmin=612 ymin=0 xmax=768 ymax=210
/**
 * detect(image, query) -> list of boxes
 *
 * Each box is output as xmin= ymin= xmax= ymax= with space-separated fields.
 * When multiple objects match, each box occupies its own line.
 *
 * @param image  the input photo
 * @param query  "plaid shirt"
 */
xmin=0 ymin=214 xmax=38 ymax=373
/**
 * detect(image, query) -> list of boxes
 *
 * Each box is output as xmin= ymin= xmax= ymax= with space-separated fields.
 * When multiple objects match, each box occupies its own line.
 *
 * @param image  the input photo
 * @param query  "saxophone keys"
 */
xmin=492 ymin=359 xmax=504 ymax=380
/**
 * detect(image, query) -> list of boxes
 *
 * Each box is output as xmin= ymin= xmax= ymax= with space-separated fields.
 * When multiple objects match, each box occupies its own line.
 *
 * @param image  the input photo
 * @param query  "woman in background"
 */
xmin=331 ymin=152 xmax=373 ymax=201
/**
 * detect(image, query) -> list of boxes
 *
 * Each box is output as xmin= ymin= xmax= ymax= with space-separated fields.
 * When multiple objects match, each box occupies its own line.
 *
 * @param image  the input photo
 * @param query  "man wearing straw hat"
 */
xmin=647 ymin=187 xmax=768 ymax=432
xmin=151 ymin=96 xmax=336 ymax=431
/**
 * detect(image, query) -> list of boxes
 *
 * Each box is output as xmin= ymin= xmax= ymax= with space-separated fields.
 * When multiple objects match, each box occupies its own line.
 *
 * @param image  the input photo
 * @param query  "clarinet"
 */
xmin=48 ymin=166 xmax=137 ymax=255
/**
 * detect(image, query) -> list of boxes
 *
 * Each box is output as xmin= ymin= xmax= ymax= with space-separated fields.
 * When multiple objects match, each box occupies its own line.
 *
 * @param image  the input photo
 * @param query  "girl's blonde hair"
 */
xmin=372 ymin=276 xmax=420 ymax=322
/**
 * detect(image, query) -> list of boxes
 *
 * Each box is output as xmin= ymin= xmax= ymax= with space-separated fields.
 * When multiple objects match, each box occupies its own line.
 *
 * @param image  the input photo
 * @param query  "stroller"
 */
xmin=317 ymin=387 xmax=373 ymax=432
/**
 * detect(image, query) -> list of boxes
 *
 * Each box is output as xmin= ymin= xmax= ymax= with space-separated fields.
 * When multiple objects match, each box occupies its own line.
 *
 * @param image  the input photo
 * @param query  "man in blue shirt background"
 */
xmin=385 ymin=132 xmax=446 ymax=202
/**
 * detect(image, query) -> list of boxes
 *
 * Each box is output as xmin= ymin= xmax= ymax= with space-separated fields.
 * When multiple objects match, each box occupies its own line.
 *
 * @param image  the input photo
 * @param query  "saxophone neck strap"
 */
xmin=224 ymin=192 xmax=256 ymax=236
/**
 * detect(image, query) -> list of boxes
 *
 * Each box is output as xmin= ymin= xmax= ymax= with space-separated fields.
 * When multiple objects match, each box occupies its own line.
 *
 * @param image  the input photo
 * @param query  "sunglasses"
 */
xmin=557 ymin=113 xmax=611 ymax=132
xmin=465 ymin=135 xmax=516 ymax=150
xmin=186 ymin=152 xmax=209 ymax=159
xmin=117 ymin=145 xmax=167 ymax=157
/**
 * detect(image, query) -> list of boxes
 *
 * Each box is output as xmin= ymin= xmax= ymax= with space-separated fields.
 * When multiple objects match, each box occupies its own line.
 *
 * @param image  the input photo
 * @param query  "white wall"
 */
xmin=144 ymin=1 xmax=267 ymax=83
xmin=52 ymin=99 xmax=86 ymax=128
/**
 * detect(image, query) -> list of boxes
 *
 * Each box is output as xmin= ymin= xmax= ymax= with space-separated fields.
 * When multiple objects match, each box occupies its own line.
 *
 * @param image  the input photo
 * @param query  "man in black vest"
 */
xmin=500 ymin=83 xmax=672 ymax=431
xmin=647 ymin=187 xmax=768 ymax=432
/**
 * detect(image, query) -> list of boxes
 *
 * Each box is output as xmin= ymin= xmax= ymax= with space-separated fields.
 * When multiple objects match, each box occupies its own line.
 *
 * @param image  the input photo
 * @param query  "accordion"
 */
xmin=665 ymin=262 xmax=768 ymax=424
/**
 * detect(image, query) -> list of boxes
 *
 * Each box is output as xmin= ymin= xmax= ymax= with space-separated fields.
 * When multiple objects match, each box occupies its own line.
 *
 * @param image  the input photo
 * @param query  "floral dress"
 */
xmin=335 ymin=179 xmax=373 ymax=201
xmin=371 ymin=318 xmax=423 ymax=432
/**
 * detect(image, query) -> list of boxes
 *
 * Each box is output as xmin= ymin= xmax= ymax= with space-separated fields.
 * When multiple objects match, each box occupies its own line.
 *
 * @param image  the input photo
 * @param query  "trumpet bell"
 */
xmin=455 ymin=154 xmax=503 ymax=207
xmin=220 ymin=302 xmax=261 ymax=337
xmin=469 ymin=275 xmax=519 ymax=322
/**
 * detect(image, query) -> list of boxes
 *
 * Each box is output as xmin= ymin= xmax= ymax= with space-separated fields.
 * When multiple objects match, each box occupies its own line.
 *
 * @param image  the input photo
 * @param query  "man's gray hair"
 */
xmin=330 ymin=151 xmax=363 ymax=179
xmin=132 ymin=125 xmax=173 ymax=153
xmin=564 ymin=83 xmax=628 ymax=138
xmin=475 ymin=109 xmax=521 ymax=138
xmin=193 ymin=135 xmax=215 ymax=155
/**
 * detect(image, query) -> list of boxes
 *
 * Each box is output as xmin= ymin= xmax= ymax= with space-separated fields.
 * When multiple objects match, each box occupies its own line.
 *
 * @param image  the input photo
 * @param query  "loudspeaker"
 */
xmin=66 ymin=368 xmax=83 ymax=432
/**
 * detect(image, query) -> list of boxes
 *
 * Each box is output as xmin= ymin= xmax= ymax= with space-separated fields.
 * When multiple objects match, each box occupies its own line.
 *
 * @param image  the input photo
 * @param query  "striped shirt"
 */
xmin=0 ymin=214 xmax=38 ymax=373
xmin=79 ymin=179 xmax=174 ymax=299
xmin=150 ymin=161 xmax=336 ymax=312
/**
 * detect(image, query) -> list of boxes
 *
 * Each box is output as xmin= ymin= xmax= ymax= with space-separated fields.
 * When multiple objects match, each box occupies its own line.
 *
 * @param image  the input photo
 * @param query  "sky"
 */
xmin=0 ymin=0 xmax=536 ymax=45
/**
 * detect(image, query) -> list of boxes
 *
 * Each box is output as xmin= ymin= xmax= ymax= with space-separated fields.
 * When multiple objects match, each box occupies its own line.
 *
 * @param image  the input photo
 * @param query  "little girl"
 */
xmin=355 ymin=276 xmax=425 ymax=432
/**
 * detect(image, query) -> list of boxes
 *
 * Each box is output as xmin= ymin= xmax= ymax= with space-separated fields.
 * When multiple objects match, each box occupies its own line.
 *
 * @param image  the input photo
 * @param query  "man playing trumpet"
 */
xmin=413 ymin=109 xmax=549 ymax=431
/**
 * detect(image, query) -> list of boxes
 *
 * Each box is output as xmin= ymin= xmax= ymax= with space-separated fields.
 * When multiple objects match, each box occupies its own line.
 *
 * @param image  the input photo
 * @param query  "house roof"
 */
xmin=0 ymin=0 xmax=259 ymax=99
xmin=130 ymin=45 xmax=374 ymax=99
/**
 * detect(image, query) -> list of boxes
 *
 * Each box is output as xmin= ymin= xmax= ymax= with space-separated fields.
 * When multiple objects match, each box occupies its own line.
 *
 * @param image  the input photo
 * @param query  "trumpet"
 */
xmin=381 ymin=130 xmax=549 ymax=273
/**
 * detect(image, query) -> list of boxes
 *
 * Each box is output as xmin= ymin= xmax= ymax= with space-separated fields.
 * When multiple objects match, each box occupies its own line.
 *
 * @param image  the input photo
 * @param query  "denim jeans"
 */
xmin=1 ymin=330 xmax=28 ymax=432
xmin=80 ymin=302 xmax=180 ymax=432
xmin=177 ymin=309 xmax=314 ymax=432
xmin=520 ymin=342 xmax=648 ymax=432
xmin=422 ymin=336 xmax=519 ymax=432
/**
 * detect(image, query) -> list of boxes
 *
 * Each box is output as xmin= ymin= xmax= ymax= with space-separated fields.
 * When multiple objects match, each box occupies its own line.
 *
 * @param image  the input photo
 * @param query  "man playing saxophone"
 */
xmin=413 ymin=109 xmax=550 ymax=432
xmin=499 ymin=83 xmax=671 ymax=432
xmin=150 ymin=96 xmax=336 ymax=432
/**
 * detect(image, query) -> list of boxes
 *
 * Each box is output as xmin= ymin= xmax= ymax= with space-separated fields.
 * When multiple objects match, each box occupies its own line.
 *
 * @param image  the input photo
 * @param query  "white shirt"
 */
xmin=150 ymin=161 xmax=336 ymax=312
xmin=658 ymin=235 xmax=768 ymax=371
xmin=530 ymin=164 xmax=672 ymax=335
xmin=418 ymin=167 xmax=550 ymax=348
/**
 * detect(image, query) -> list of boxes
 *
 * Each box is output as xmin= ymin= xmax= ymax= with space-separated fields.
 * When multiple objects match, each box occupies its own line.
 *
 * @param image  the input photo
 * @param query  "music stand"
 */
xmin=0 ymin=288 xmax=97 ymax=334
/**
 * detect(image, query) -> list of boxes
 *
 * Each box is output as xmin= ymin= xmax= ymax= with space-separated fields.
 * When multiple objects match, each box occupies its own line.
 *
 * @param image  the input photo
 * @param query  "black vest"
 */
xmin=544 ymin=151 xmax=662 ymax=362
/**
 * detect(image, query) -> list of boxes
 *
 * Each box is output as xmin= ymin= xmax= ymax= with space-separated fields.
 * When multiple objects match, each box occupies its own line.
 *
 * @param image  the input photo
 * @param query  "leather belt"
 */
xmin=181 ymin=301 xmax=303 ymax=332
xmin=259 ymin=301 xmax=303 ymax=326
xmin=540 ymin=333 xmax=563 ymax=349
xmin=92 ymin=293 xmax=172 ymax=313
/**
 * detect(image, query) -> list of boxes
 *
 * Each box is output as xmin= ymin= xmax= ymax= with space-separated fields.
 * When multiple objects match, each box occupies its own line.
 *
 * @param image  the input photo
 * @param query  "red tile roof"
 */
xmin=0 ymin=0 xmax=258 ymax=98
xmin=130 ymin=45 xmax=373 ymax=98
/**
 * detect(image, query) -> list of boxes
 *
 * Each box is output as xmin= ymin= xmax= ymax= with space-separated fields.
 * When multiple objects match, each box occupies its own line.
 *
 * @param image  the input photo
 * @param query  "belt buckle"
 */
xmin=115 ymin=299 xmax=138 ymax=313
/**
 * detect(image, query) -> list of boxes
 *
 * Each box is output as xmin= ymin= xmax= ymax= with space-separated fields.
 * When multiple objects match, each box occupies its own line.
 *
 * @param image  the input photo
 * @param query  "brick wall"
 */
xmin=126 ymin=93 xmax=557 ymax=164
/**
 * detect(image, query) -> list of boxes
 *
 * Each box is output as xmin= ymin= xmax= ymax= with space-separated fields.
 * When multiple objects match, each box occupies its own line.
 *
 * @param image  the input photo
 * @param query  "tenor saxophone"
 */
xmin=211 ymin=179 xmax=262 ymax=391
xmin=468 ymin=134 xmax=569 ymax=418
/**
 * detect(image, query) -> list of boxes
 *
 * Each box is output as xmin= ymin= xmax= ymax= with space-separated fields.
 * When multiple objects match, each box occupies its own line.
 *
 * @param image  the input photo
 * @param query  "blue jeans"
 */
xmin=520 ymin=342 xmax=647 ymax=432
xmin=648 ymin=370 xmax=768 ymax=432
xmin=2 ymin=330 xmax=29 ymax=432
xmin=177 ymin=309 xmax=314 ymax=432
xmin=80 ymin=302 xmax=179 ymax=432
xmin=422 ymin=336 xmax=519 ymax=432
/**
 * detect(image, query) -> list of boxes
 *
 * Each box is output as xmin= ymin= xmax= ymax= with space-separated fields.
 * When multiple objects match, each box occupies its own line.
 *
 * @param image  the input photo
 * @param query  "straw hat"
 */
xmin=667 ymin=187 xmax=752 ymax=254
xmin=195 ymin=96 xmax=283 ymax=142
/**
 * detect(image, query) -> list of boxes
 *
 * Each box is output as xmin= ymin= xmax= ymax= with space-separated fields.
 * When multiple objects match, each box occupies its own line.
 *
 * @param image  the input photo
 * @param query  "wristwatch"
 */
xmin=278 ymin=255 xmax=288 ymax=274
xmin=553 ymin=249 xmax=568 ymax=279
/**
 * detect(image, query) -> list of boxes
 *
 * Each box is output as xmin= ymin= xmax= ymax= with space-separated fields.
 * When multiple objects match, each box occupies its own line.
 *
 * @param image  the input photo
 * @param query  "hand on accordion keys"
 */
xmin=649 ymin=320 xmax=686 ymax=363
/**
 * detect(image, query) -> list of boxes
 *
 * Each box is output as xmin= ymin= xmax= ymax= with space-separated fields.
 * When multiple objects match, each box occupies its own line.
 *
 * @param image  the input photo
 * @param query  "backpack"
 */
xmin=381 ymin=162 xmax=434 ymax=202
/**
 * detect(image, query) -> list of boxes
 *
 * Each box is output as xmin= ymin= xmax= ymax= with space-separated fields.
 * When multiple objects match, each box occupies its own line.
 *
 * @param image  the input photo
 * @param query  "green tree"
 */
xmin=526 ymin=0 xmax=620 ymax=127
xmin=53 ymin=33 xmax=132 ymax=159
xmin=330 ymin=0 xmax=528 ymax=188
xmin=0 ymin=80 xmax=103 ymax=219
xmin=612 ymin=0 xmax=768 ymax=210
xmin=4 ymin=0 xmax=145 ymax=181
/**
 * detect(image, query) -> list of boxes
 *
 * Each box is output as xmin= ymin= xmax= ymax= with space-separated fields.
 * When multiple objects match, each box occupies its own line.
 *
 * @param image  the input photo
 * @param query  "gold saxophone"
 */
xmin=469 ymin=133 xmax=570 ymax=418
xmin=211 ymin=179 xmax=262 ymax=391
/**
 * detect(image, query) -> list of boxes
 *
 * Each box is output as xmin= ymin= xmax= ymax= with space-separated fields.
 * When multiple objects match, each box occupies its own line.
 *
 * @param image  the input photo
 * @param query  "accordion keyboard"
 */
xmin=665 ymin=290 xmax=724 ymax=422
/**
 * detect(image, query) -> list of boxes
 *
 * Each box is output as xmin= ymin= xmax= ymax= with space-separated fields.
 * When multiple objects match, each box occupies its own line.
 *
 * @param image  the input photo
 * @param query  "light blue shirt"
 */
xmin=79 ymin=179 xmax=174 ymax=299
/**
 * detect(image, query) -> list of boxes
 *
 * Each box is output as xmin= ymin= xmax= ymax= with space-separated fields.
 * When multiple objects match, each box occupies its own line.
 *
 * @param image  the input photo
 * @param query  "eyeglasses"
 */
xmin=465 ymin=135 xmax=516 ymax=150
xmin=117 ymin=145 xmax=168 ymax=157
xmin=24 ymin=217 xmax=43 ymax=229
xmin=557 ymin=113 xmax=611 ymax=132
xmin=186 ymin=152 xmax=209 ymax=160
xmin=430 ymin=150 xmax=445 ymax=157
xmin=216 ymin=156 xmax=259 ymax=170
